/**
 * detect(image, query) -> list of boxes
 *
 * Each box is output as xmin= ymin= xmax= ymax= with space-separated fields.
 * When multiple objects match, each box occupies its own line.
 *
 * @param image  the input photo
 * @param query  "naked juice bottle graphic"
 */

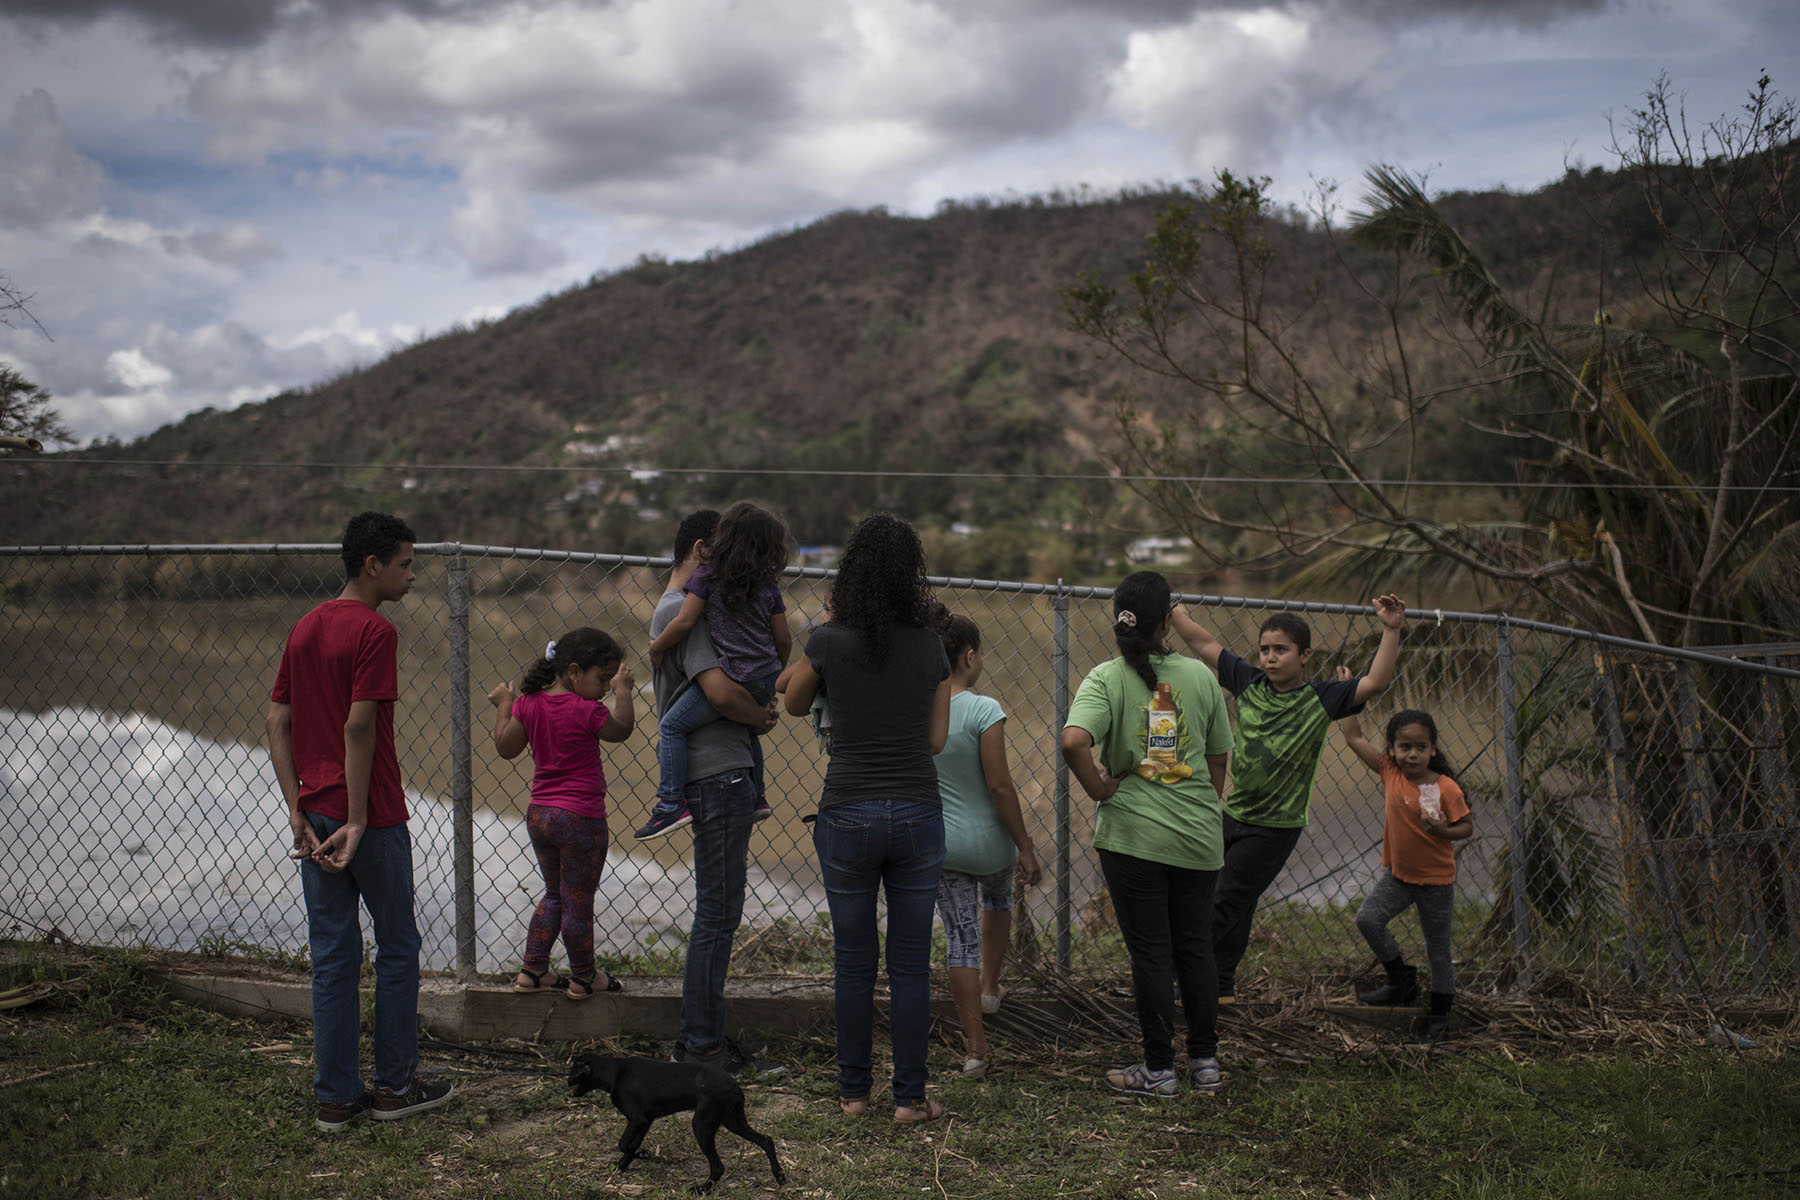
xmin=1136 ymin=683 xmax=1193 ymax=782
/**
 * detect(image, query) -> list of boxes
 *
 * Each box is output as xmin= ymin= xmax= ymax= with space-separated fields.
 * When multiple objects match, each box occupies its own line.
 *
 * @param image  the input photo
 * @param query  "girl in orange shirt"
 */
xmin=1338 ymin=705 xmax=1472 ymax=1041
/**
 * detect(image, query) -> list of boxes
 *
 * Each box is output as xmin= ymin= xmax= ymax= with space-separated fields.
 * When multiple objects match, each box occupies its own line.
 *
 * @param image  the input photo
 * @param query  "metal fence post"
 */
xmin=1496 ymin=620 xmax=1533 ymax=992
xmin=1675 ymin=662 xmax=1726 ymax=989
xmin=1053 ymin=580 xmax=1072 ymax=973
xmin=1758 ymin=655 xmax=1800 ymax=975
xmin=1593 ymin=651 xmax=1649 ymax=985
xmin=448 ymin=549 xmax=476 ymax=981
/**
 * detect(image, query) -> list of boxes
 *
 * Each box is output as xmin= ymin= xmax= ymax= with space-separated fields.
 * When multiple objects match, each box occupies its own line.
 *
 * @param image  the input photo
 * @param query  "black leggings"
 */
xmin=1098 ymin=848 xmax=1219 ymax=1069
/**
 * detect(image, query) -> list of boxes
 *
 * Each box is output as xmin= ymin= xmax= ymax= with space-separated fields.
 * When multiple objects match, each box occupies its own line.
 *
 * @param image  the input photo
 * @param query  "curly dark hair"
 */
xmin=519 ymin=627 xmax=623 ymax=695
xmin=706 ymin=500 xmax=791 ymax=614
xmin=829 ymin=512 xmax=932 ymax=667
xmin=340 ymin=511 xmax=415 ymax=582
xmin=1113 ymin=570 xmax=1172 ymax=692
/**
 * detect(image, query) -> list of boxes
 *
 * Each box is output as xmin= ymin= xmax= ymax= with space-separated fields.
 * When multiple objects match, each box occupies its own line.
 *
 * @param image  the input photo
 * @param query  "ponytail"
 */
xmin=518 ymin=626 xmax=622 ymax=695
xmin=1112 ymin=571 xmax=1172 ymax=693
xmin=931 ymin=604 xmax=981 ymax=668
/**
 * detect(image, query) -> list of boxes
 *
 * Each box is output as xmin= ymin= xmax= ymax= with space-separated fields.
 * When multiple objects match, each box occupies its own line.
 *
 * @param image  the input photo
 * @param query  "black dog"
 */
xmin=569 ymin=1053 xmax=785 ymax=1194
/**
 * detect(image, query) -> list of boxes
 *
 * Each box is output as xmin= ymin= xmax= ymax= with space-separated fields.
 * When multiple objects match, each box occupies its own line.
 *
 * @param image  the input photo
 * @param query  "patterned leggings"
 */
xmin=521 ymin=804 xmax=610 ymax=980
xmin=1355 ymin=869 xmax=1456 ymax=994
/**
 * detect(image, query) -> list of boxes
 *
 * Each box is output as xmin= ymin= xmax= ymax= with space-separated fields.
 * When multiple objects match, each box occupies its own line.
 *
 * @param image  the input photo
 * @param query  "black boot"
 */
xmin=1357 ymin=958 xmax=1419 ymax=1006
xmin=1418 ymin=991 xmax=1454 ymax=1042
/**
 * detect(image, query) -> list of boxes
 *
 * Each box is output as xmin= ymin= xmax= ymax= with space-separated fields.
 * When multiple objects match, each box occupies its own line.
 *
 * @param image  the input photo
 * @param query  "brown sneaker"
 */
xmin=371 ymin=1076 xmax=454 ymax=1121
xmin=315 ymin=1090 xmax=374 ymax=1132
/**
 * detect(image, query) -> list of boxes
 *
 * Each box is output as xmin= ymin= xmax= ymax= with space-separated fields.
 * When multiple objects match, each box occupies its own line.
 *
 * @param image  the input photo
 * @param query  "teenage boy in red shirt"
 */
xmin=268 ymin=511 xmax=453 ymax=1132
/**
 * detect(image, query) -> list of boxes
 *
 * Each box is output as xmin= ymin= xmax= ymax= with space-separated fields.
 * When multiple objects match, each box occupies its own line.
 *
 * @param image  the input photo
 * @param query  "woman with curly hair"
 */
xmin=784 ymin=512 xmax=951 ymax=1124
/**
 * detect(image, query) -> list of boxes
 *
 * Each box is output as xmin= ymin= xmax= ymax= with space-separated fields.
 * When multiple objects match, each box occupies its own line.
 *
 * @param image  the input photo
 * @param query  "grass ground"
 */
xmin=2 ymin=944 xmax=1796 ymax=1199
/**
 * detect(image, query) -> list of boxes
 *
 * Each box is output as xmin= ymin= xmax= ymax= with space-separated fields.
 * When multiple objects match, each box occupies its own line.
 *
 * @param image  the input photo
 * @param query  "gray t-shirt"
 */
xmin=806 ymin=622 xmax=949 ymax=811
xmin=652 ymin=587 xmax=755 ymax=781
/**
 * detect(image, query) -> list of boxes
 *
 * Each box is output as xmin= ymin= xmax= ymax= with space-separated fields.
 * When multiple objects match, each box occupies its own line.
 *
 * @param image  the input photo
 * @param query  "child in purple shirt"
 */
xmin=639 ymin=500 xmax=793 ymax=838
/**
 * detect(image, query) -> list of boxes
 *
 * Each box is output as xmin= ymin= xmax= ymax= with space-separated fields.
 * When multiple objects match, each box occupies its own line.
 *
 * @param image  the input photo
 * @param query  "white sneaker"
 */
xmin=980 ymin=989 xmax=1004 ymax=1015
xmin=960 ymin=1057 xmax=988 ymax=1080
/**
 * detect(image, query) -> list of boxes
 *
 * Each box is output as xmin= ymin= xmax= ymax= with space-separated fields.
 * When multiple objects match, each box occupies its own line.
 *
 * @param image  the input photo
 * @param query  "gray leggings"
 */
xmin=1355 ymin=870 xmax=1456 ymax=994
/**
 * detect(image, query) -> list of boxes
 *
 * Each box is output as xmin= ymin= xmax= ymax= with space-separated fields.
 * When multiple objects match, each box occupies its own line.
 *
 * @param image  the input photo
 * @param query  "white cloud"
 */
xmin=106 ymin=347 xmax=173 ymax=390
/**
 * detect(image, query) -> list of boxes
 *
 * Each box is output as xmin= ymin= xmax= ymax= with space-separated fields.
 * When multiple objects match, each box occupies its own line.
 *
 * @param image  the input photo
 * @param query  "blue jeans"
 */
xmin=657 ymin=671 xmax=779 ymax=804
xmin=300 ymin=814 xmax=421 ymax=1104
xmin=813 ymin=797 xmax=945 ymax=1106
xmin=678 ymin=769 xmax=756 ymax=1057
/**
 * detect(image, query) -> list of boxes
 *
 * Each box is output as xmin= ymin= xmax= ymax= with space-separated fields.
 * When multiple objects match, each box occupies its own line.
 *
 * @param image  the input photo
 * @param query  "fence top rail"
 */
xmin=6 ymin=542 xmax=1797 ymax=680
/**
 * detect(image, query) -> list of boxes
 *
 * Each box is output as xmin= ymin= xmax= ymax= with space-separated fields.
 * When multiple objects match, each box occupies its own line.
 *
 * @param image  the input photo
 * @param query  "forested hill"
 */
xmin=5 ymin=174 xmax=1619 ymax=576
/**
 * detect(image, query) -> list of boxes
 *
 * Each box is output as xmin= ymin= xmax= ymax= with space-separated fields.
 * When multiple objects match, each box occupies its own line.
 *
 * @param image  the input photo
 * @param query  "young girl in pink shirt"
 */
xmin=489 ymin=627 xmax=635 ymax=998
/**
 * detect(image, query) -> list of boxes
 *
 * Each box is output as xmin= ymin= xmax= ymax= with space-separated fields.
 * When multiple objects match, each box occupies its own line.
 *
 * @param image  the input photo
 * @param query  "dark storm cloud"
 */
xmin=944 ymin=0 xmax=1609 ymax=28
xmin=0 ymin=0 xmax=559 ymax=47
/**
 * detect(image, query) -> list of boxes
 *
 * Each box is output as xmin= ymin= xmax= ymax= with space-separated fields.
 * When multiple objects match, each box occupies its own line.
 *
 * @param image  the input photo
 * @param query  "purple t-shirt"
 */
xmin=511 ymin=689 xmax=612 ymax=820
xmin=683 ymin=564 xmax=786 ymax=684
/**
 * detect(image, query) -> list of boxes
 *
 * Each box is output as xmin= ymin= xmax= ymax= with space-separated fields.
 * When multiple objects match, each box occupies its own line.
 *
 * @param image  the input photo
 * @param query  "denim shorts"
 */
xmin=934 ymin=864 xmax=1014 ymax=969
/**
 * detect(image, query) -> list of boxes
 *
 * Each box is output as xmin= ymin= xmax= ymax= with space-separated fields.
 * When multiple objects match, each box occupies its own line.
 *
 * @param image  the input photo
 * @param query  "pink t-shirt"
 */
xmin=512 ymin=689 xmax=612 ymax=819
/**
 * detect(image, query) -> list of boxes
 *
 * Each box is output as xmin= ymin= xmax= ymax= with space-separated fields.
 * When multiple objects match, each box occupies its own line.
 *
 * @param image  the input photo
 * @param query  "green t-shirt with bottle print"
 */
xmin=1065 ymin=653 xmax=1233 ymax=871
xmin=1215 ymin=648 xmax=1365 ymax=829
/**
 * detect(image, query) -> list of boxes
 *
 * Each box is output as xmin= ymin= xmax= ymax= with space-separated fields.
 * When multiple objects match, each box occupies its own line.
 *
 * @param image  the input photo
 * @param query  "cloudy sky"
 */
xmin=1 ymin=0 xmax=1793 ymax=444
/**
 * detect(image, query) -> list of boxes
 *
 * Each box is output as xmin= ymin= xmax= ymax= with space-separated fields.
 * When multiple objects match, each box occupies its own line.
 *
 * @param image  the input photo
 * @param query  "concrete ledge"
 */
xmin=156 ymin=972 xmax=1093 ymax=1044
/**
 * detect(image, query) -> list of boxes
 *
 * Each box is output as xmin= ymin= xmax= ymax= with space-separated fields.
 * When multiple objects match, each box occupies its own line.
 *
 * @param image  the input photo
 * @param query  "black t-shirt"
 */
xmin=805 ymin=622 xmax=950 ymax=811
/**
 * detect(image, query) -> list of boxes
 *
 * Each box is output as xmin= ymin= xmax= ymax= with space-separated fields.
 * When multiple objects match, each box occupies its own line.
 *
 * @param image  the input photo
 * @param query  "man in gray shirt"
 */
xmin=655 ymin=510 xmax=784 ymax=1078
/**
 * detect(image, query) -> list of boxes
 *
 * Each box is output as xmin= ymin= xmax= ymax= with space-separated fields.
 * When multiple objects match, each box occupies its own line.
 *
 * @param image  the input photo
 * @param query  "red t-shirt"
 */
xmin=511 ymin=689 xmax=612 ymax=820
xmin=1379 ymin=760 xmax=1469 ymax=885
xmin=271 ymin=597 xmax=408 ymax=828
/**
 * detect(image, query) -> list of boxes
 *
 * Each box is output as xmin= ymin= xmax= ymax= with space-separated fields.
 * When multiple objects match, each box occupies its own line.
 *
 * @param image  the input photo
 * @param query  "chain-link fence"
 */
xmin=3 ymin=543 xmax=1797 ymax=998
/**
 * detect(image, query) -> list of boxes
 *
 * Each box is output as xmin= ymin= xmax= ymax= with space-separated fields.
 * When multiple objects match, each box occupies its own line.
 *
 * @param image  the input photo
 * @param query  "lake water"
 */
xmin=0 ymin=706 xmax=826 ymax=973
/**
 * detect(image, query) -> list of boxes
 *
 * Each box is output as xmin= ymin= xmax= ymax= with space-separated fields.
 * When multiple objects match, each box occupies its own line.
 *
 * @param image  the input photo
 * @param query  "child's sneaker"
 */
xmin=635 ymin=798 xmax=692 ymax=840
xmin=1103 ymin=1063 xmax=1178 ymax=1098
xmin=752 ymin=796 xmax=773 ymax=823
xmin=1190 ymin=1057 xmax=1222 ymax=1092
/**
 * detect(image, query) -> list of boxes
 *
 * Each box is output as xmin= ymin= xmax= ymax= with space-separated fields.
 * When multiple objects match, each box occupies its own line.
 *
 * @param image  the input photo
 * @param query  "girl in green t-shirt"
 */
xmin=1061 ymin=571 xmax=1233 ymax=1098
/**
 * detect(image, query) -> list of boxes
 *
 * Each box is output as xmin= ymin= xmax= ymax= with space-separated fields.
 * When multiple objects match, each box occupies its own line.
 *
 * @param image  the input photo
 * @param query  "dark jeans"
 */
xmin=1210 ymin=815 xmax=1304 ymax=990
xmin=1098 ymin=848 xmax=1218 ymax=1069
xmin=813 ymin=796 xmax=945 ymax=1106
xmin=300 ymin=814 xmax=421 ymax=1104
xmin=677 ymin=768 xmax=756 ymax=1057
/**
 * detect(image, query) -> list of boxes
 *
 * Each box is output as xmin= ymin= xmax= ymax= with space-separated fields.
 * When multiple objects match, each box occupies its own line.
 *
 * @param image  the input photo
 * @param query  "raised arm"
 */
xmin=597 ymin=662 xmax=637 ymax=742
xmin=647 ymin=591 xmax=707 ymax=666
xmin=487 ymin=681 xmax=528 ymax=759
xmin=1168 ymin=607 xmax=1224 ymax=671
xmin=1354 ymin=594 xmax=1405 ymax=706
xmin=1337 ymin=710 xmax=1386 ymax=774
xmin=978 ymin=720 xmax=1041 ymax=886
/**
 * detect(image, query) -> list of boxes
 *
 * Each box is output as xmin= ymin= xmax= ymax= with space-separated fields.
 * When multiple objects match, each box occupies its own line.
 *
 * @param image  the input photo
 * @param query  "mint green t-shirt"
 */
xmin=935 ymin=690 xmax=1017 ymax=877
xmin=1065 ymin=654 xmax=1233 ymax=871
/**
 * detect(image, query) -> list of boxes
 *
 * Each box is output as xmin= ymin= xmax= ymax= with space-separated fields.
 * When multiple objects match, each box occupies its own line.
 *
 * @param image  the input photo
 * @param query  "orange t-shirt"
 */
xmin=1379 ymin=760 xmax=1469 ymax=885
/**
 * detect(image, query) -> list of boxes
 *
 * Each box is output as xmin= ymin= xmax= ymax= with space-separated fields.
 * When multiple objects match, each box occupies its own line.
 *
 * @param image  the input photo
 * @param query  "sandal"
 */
xmin=566 ymin=971 xmax=624 ymax=1000
xmin=512 ymin=968 xmax=565 ymax=993
xmin=893 ymin=1099 xmax=944 ymax=1124
xmin=838 ymin=1095 xmax=870 ymax=1117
